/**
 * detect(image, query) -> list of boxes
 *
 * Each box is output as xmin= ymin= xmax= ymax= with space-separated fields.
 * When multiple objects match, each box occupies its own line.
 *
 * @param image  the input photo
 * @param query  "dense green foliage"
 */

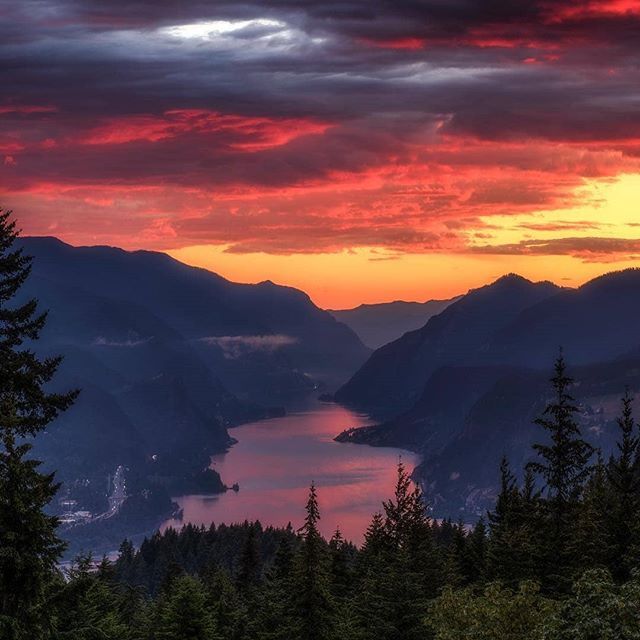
xmin=4 ymin=208 xmax=640 ymax=638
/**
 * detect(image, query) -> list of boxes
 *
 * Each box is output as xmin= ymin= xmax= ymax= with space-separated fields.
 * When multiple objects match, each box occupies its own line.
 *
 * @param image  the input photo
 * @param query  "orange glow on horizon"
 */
xmin=167 ymin=173 xmax=640 ymax=308
xmin=166 ymin=245 xmax=640 ymax=309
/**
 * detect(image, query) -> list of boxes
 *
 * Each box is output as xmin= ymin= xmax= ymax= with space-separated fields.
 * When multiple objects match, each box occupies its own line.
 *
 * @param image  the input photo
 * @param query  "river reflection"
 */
xmin=161 ymin=402 xmax=419 ymax=545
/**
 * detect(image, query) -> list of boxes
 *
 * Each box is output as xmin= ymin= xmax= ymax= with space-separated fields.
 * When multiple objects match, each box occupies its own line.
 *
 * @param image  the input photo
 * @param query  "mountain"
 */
xmin=18 ymin=237 xmax=369 ymax=534
xmin=334 ymin=274 xmax=561 ymax=413
xmin=329 ymin=297 xmax=460 ymax=349
xmin=335 ymin=365 xmax=515 ymax=453
xmin=22 ymin=237 xmax=370 ymax=400
xmin=415 ymin=356 xmax=640 ymax=517
xmin=335 ymin=268 xmax=640 ymax=517
xmin=485 ymin=269 xmax=640 ymax=368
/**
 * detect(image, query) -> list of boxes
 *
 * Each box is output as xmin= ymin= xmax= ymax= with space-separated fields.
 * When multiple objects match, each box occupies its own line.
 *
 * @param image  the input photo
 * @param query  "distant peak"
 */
xmin=582 ymin=267 xmax=640 ymax=290
xmin=494 ymin=273 xmax=530 ymax=285
xmin=490 ymin=273 xmax=558 ymax=290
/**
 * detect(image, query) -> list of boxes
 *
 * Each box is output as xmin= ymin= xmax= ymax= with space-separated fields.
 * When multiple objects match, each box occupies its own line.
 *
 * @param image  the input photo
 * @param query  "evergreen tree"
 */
xmin=526 ymin=354 xmax=593 ymax=590
xmin=360 ymin=512 xmax=388 ymax=560
xmin=573 ymin=454 xmax=610 ymax=574
xmin=363 ymin=461 xmax=441 ymax=640
xmin=488 ymin=461 xmax=542 ymax=585
xmin=328 ymin=528 xmax=358 ymax=640
xmin=488 ymin=457 xmax=527 ymax=584
xmin=236 ymin=522 xmax=262 ymax=593
xmin=155 ymin=575 xmax=218 ymax=640
xmin=292 ymin=483 xmax=334 ymax=640
xmin=0 ymin=210 xmax=77 ymax=639
xmin=51 ymin=554 xmax=128 ymax=639
xmin=328 ymin=528 xmax=353 ymax=600
xmin=464 ymin=518 xmax=488 ymax=584
xmin=202 ymin=567 xmax=246 ymax=640
xmin=248 ymin=537 xmax=296 ymax=640
xmin=606 ymin=391 xmax=640 ymax=580
xmin=353 ymin=512 xmax=395 ymax=640
xmin=444 ymin=520 xmax=467 ymax=587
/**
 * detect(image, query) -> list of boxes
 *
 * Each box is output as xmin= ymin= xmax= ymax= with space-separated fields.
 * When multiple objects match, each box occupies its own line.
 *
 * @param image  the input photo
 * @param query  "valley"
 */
xmin=19 ymin=235 xmax=640 ymax=553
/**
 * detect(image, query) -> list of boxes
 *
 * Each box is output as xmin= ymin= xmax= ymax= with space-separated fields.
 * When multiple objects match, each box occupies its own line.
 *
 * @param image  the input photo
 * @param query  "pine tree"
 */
xmin=442 ymin=519 xmax=465 ymax=587
xmin=155 ymin=575 xmax=218 ymax=640
xmin=360 ymin=512 xmax=388 ymax=560
xmin=51 ymin=554 xmax=128 ymax=639
xmin=0 ymin=210 xmax=78 ymax=639
xmin=236 ymin=522 xmax=262 ymax=593
xmin=573 ymin=454 xmax=610 ymax=573
xmin=202 ymin=567 xmax=246 ymax=640
xmin=464 ymin=518 xmax=487 ymax=584
xmin=487 ymin=457 xmax=519 ymax=582
xmin=526 ymin=353 xmax=594 ymax=591
xmin=361 ymin=461 xmax=440 ymax=640
xmin=328 ymin=527 xmax=353 ymax=600
xmin=488 ymin=458 xmax=540 ymax=585
xmin=328 ymin=528 xmax=358 ymax=640
xmin=248 ymin=537 xmax=296 ymax=640
xmin=353 ymin=512 xmax=395 ymax=640
xmin=606 ymin=391 xmax=640 ymax=580
xmin=292 ymin=483 xmax=334 ymax=640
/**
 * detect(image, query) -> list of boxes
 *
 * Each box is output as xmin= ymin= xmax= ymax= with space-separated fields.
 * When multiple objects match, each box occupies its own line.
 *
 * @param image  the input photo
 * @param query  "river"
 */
xmin=161 ymin=402 xmax=419 ymax=545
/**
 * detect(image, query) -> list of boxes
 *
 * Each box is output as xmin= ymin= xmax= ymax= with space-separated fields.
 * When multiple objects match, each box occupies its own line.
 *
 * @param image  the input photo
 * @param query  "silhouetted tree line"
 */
xmin=2 ymin=209 xmax=640 ymax=639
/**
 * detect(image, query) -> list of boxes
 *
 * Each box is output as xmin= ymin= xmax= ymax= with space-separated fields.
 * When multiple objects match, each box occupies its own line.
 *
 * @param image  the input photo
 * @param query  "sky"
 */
xmin=2 ymin=0 xmax=640 ymax=308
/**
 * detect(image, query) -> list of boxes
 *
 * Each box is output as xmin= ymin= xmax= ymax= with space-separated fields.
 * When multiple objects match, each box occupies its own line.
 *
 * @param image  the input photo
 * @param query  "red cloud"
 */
xmin=359 ymin=37 xmax=426 ymax=50
xmin=549 ymin=0 xmax=640 ymax=20
xmin=81 ymin=110 xmax=332 ymax=151
xmin=470 ymin=236 xmax=640 ymax=262
xmin=4 ymin=1 xmax=640 ymax=260
xmin=0 ymin=105 xmax=58 ymax=115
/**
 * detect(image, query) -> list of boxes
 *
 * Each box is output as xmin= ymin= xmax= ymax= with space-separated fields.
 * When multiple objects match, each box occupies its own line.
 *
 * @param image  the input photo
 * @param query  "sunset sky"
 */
xmin=3 ymin=0 xmax=640 ymax=308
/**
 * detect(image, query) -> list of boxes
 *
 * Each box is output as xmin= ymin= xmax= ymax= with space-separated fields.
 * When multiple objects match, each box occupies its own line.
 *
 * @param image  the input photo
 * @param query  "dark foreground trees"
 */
xmin=0 ymin=210 xmax=77 ymax=639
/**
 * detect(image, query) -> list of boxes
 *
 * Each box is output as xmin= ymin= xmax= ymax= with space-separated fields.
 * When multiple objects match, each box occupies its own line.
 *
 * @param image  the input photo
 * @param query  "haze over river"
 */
xmin=162 ymin=402 xmax=419 ymax=544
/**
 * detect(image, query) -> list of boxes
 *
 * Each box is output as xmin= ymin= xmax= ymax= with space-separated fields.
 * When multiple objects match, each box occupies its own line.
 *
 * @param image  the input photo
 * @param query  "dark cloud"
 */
xmin=2 ymin=0 xmax=639 ymax=253
xmin=470 ymin=236 xmax=640 ymax=260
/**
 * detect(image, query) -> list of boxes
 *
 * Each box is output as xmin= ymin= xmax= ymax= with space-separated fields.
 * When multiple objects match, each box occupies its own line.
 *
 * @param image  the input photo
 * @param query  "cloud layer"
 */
xmin=2 ymin=0 xmax=640 ymax=257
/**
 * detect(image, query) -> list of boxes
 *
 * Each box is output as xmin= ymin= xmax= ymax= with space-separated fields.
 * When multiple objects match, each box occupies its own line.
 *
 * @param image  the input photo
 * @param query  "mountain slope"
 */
xmin=330 ymin=297 xmax=460 ymax=349
xmin=417 ymin=356 xmax=640 ymax=517
xmin=336 ymin=365 xmax=515 ymax=453
xmin=17 ymin=237 xmax=368 ymax=532
xmin=21 ymin=237 xmax=370 ymax=399
xmin=336 ymin=268 xmax=640 ymax=517
xmin=335 ymin=274 xmax=561 ymax=413
xmin=485 ymin=268 xmax=640 ymax=368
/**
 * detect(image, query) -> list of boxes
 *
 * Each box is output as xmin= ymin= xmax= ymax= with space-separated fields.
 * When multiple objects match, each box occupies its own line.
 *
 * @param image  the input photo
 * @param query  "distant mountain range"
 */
xmin=329 ymin=297 xmax=460 ymax=349
xmin=335 ymin=270 xmax=640 ymax=517
xmin=18 ymin=237 xmax=369 ymax=529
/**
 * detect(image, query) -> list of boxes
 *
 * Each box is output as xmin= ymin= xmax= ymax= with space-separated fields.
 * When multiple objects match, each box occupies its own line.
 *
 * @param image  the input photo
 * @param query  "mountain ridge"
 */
xmin=329 ymin=296 xmax=461 ymax=349
xmin=334 ymin=267 xmax=640 ymax=517
xmin=334 ymin=273 xmax=562 ymax=412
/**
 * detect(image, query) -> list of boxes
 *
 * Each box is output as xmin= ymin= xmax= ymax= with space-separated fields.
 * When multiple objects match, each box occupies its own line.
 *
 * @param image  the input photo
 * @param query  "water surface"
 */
xmin=162 ymin=402 xmax=419 ymax=544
